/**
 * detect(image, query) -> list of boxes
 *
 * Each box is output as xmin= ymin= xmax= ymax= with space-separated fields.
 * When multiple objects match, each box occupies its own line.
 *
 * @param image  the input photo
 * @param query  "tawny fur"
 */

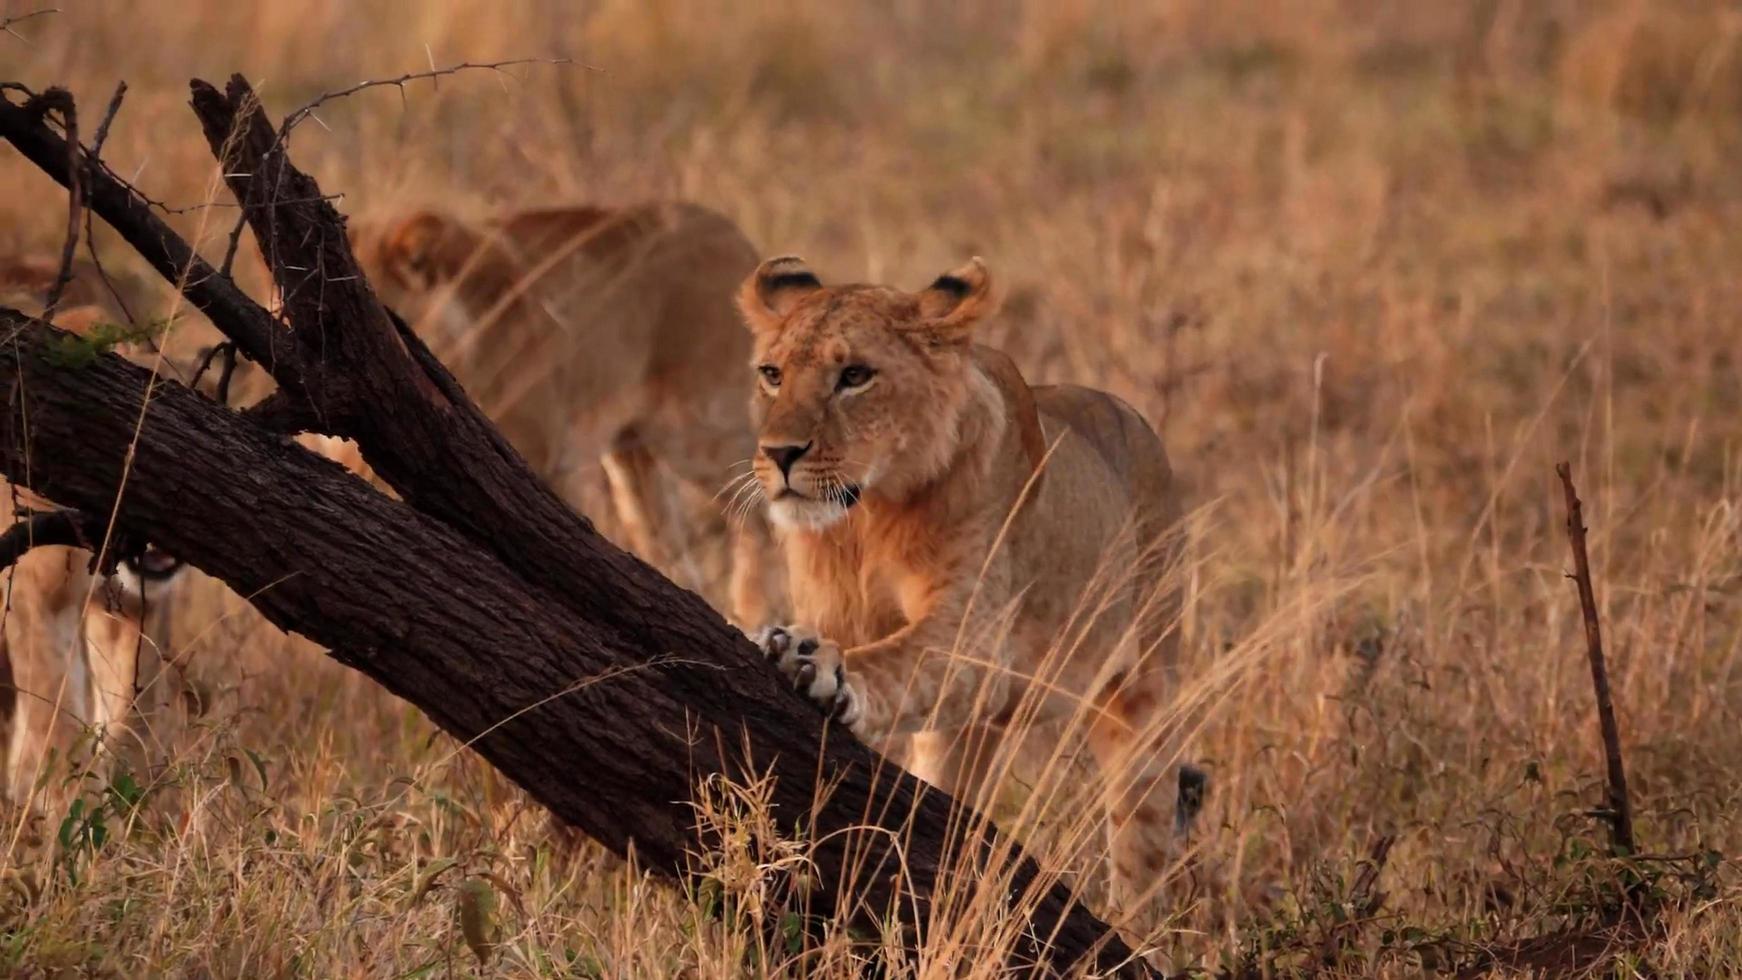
xmin=0 ymin=493 xmax=180 ymax=804
xmin=349 ymin=202 xmax=784 ymax=626
xmin=741 ymin=256 xmax=1195 ymax=912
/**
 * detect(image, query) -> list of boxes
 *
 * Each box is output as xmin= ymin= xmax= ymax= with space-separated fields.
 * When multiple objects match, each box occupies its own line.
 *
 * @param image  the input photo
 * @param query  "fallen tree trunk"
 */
xmin=0 ymin=79 xmax=1149 ymax=975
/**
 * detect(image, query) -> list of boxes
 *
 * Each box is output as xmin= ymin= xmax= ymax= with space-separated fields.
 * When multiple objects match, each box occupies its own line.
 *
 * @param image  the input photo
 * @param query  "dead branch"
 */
xmin=0 ymin=89 xmax=303 ymax=392
xmin=1555 ymin=462 xmax=1636 ymax=856
xmin=77 ymin=85 xmax=133 ymax=329
xmin=86 ymin=81 xmax=125 ymax=158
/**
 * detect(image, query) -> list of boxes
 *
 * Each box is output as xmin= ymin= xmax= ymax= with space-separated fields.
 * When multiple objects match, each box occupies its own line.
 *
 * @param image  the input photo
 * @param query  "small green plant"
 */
xmin=52 ymin=771 xmax=147 ymax=887
xmin=40 ymin=318 xmax=172 ymax=370
xmin=55 ymin=797 xmax=107 ymax=886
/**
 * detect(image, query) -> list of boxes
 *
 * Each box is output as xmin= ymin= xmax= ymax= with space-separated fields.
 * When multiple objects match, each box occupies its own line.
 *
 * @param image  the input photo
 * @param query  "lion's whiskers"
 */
xmin=723 ymin=474 xmax=766 ymax=528
xmin=713 ymin=468 xmax=758 ymax=504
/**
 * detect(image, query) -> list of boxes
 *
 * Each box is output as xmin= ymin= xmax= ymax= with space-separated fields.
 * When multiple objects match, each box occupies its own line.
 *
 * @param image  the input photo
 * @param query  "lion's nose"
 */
xmin=761 ymin=441 xmax=812 ymax=478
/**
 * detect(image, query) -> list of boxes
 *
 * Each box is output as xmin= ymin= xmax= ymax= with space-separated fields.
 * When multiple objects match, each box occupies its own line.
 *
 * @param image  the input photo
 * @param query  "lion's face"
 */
xmin=739 ymin=256 xmax=999 ymax=531
xmin=348 ymin=211 xmax=482 ymax=343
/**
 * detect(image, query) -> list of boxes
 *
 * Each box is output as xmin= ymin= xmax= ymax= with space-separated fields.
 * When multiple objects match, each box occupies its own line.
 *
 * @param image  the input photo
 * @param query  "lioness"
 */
xmin=741 ymin=256 xmax=1201 ymax=908
xmin=350 ymin=203 xmax=782 ymax=626
xmin=0 ymin=257 xmax=185 ymax=801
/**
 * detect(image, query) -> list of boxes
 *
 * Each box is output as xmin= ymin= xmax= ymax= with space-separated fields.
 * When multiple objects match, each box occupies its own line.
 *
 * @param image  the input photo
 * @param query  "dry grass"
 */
xmin=3 ymin=0 xmax=1741 ymax=975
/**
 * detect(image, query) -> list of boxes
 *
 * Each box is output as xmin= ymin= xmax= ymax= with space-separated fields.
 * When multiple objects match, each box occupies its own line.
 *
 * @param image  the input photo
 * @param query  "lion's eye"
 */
xmin=758 ymin=364 xmax=782 ymax=387
xmin=837 ymin=364 xmax=875 ymax=390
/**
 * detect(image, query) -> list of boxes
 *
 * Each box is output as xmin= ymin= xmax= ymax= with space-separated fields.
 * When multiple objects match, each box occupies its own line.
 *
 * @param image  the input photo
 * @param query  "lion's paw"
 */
xmin=754 ymin=625 xmax=866 ymax=736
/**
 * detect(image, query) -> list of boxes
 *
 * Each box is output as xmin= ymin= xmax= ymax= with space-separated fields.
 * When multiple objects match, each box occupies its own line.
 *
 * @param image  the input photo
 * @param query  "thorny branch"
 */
xmin=284 ymin=57 xmax=583 ymax=131
xmin=0 ymin=8 xmax=57 ymax=43
xmin=1555 ymin=462 xmax=1637 ymax=857
xmin=217 ymin=57 xmax=579 ymax=276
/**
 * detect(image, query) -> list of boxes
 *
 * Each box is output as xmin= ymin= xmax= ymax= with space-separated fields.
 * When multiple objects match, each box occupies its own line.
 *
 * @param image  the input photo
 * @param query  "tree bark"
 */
xmin=0 ymin=79 xmax=1149 ymax=976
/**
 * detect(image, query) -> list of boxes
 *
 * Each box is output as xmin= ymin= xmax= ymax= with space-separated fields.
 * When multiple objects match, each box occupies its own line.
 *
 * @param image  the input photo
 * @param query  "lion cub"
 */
xmin=740 ymin=256 xmax=1203 ymax=910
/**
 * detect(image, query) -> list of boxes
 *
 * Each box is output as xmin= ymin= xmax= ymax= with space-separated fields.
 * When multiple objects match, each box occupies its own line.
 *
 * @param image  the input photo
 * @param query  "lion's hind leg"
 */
xmin=1085 ymin=667 xmax=1206 ymax=924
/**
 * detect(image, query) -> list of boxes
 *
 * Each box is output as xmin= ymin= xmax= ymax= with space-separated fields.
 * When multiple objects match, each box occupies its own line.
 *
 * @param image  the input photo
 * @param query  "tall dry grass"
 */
xmin=2 ymin=0 xmax=1741 ymax=975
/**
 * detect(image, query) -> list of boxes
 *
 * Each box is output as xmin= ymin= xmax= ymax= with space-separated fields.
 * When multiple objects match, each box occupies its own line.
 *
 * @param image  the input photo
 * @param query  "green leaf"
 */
xmin=108 ymin=772 xmax=144 ymax=812
xmin=456 ymin=877 xmax=500 ymax=966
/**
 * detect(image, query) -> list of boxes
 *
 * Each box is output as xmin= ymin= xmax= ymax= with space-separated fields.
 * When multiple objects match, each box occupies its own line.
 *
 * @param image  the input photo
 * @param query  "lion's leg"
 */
xmin=82 ymin=606 xmax=135 ymax=749
xmin=727 ymin=507 xmax=785 ymax=631
xmin=600 ymin=438 xmax=668 ymax=570
xmin=904 ymin=725 xmax=1005 ymax=811
xmin=84 ymin=573 xmax=178 ymax=778
xmin=0 ymin=618 xmax=46 ymax=804
xmin=0 ymin=634 xmax=16 ymax=802
xmin=1085 ymin=667 xmax=1205 ymax=922
xmin=59 ymin=614 xmax=92 ymax=733
xmin=5 ymin=593 xmax=86 ymax=804
xmin=553 ymin=458 xmax=618 ymax=533
xmin=138 ymin=580 xmax=177 ymax=755
xmin=637 ymin=398 xmax=779 ymax=628
xmin=2 ymin=691 xmax=30 ymax=803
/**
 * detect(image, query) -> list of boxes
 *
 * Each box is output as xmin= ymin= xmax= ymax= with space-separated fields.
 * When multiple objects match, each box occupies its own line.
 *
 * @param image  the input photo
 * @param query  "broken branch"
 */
xmin=1555 ymin=461 xmax=1637 ymax=856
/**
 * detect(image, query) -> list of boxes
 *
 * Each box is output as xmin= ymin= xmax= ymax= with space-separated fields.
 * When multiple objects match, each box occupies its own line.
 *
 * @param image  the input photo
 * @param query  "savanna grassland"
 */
xmin=3 ymin=1 xmax=1742 ymax=976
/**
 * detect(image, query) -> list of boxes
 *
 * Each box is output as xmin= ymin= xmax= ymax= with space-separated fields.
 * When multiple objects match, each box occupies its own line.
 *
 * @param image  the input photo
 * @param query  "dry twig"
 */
xmin=283 ymin=57 xmax=582 ymax=132
xmin=80 ymin=84 xmax=133 ymax=322
xmin=0 ymin=7 xmax=57 ymax=43
xmin=189 ymin=341 xmax=240 ymax=406
xmin=27 ymin=87 xmax=80 ymax=319
xmin=1555 ymin=461 xmax=1636 ymax=855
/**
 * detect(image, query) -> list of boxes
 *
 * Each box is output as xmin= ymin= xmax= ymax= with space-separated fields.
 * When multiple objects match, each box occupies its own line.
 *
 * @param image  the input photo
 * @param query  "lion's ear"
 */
xmin=917 ymin=257 xmax=997 ymax=340
xmin=739 ymin=256 xmax=822 ymax=334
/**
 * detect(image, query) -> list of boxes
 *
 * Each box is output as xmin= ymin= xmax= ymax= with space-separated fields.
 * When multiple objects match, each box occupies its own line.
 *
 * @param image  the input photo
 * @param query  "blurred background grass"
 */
xmin=2 ymin=0 xmax=1741 ymax=975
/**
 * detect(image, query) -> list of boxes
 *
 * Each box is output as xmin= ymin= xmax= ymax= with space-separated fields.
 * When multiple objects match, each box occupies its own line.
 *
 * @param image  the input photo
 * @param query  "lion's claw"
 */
xmin=755 ymin=625 xmax=792 ymax=661
xmin=754 ymin=624 xmax=866 ymax=736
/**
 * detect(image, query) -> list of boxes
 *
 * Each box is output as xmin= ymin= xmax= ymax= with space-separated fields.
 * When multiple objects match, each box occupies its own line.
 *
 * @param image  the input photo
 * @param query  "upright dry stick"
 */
xmin=1555 ymin=462 xmax=1636 ymax=856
